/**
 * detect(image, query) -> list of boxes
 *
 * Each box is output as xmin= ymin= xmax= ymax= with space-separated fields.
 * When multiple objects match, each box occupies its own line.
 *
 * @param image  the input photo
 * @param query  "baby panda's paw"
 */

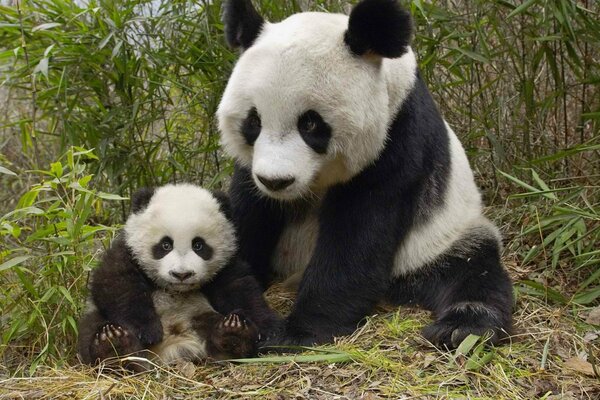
xmin=89 ymin=324 xmax=143 ymax=363
xmin=130 ymin=317 xmax=163 ymax=346
xmin=210 ymin=312 xmax=259 ymax=359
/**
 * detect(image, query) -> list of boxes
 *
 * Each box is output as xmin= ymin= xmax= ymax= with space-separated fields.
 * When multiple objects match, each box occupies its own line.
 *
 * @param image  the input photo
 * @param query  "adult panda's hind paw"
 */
xmin=422 ymin=302 xmax=510 ymax=349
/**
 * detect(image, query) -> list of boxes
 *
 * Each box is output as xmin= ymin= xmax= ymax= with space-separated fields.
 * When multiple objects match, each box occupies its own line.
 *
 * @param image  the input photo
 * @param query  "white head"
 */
xmin=218 ymin=0 xmax=418 ymax=201
xmin=124 ymin=184 xmax=237 ymax=292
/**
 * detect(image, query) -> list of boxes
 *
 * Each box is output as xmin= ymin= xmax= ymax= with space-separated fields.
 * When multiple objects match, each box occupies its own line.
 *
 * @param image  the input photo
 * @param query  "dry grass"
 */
xmin=1 ymin=277 xmax=599 ymax=400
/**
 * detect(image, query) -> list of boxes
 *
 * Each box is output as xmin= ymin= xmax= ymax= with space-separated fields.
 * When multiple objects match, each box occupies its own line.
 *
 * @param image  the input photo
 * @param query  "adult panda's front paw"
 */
xmin=422 ymin=303 xmax=509 ymax=349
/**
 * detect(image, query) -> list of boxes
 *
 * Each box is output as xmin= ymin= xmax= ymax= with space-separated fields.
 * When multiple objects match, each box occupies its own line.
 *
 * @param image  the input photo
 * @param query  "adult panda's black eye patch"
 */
xmin=192 ymin=237 xmax=213 ymax=260
xmin=241 ymin=107 xmax=261 ymax=145
xmin=152 ymin=236 xmax=173 ymax=259
xmin=297 ymin=110 xmax=331 ymax=154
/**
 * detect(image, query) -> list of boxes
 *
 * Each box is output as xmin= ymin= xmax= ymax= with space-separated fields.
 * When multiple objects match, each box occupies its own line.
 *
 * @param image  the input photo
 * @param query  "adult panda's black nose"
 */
xmin=256 ymin=175 xmax=295 ymax=191
xmin=170 ymin=271 xmax=194 ymax=281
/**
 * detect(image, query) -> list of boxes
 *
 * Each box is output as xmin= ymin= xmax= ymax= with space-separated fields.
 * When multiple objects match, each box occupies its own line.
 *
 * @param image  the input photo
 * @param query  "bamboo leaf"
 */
xmin=507 ymin=0 xmax=538 ymax=18
xmin=0 ymin=255 xmax=32 ymax=272
xmin=32 ymin=22 xmax=62 ymax=32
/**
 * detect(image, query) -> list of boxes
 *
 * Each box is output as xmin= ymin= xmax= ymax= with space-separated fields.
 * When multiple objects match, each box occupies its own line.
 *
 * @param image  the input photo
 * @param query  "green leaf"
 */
xmin=0 ymin=166 xmax=17 ymax=176
xmin=448 ymin=46 xmax=490 ymax=63
xmin=97 ymin=192 xmax=128 ymax=201
xmin=518 ymin=280 xmax=568 ymax=304
xmin=455 ymin=334 xmax=481 ymax=357
xmin=573 ymin=286 xmax=600 ymax=305
xmin=50 ymin=161 xmax=63 ymax=178
xmin=32 ymin=22 xmax=62 ymax=32
xmin=33 ymin=58 xmax=49 ymax=78
xmin=0 ymin=255 xmax=32 ymax=272
xmin=507 ymin=0 xmax=539 ymax=18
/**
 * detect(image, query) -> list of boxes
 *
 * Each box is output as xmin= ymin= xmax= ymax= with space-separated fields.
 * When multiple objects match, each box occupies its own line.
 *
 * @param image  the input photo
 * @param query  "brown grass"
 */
xmin=1 ymin=273 xmax=599 ymax=400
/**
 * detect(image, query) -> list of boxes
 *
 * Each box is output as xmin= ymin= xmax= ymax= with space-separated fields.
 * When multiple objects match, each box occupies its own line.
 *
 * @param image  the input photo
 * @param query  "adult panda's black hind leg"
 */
xmin=387 ymin=235 xmax=513 ymax=349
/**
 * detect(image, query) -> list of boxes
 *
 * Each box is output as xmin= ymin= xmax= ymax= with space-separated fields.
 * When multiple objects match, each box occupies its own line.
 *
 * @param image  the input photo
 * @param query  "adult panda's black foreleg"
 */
xmin=263 ymin=182 xmax=416 ymax=348
xmin=387 ymin=235 xmax=513 ymax=348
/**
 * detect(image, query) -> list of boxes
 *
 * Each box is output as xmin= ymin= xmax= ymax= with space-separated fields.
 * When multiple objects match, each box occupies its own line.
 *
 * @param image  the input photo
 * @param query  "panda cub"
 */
xmin=78 ymin=184 xmax=278 ymax=367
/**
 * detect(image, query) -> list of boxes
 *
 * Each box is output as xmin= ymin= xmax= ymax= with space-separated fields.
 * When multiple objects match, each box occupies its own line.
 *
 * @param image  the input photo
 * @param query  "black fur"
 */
xmin=211 ymin=190 xmax=233 ymax=221
xmin=90 ymin=235 xmax=164 ymax=347
xmin=223 ymin=0 xmax=264 ymax=49
xmin=203 ymin=258 xmax=283 ymax=338
xmin=386 ymin=237 xmax=513 ymax=347
xmin=131 ymin=187 xmax=155 ymax=214
xmin=192 ymin=237 xmax=213 ymax=260
xmin=230 ymin=74 xmax=512 ymax=350
xmin=297 ymin=110 xmax=332 ymax=154
xmin=229 ymin=165 xmax=287 ymax=286
xmin=152 ymin=236 xmax=173 ymax=259
xmin=344 ymin=0 xmax=413 ymax=58
xmin=241 ymin=107 xmax=261 ymax=146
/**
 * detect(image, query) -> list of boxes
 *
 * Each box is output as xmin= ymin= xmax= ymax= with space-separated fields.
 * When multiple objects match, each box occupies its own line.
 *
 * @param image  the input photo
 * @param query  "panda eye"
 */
xmin=297 ymin=110 xmax=332 ymax=155
xmin=192 ymin=238 xmax=204 ymax=252
xmin=161 ymin=239 xmax=173 ymax=251
xmin=247 ymin=113 xmax=261 ymax=129
xmin=298 ymin=110 xmax=323 ymax=134
xmin=241 ymin=107 xmax=261 ymax=146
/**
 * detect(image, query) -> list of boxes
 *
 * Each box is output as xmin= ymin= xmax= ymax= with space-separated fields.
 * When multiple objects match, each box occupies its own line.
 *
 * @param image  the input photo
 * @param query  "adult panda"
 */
xmin=217 ymin=0 xmax=513 ymax=349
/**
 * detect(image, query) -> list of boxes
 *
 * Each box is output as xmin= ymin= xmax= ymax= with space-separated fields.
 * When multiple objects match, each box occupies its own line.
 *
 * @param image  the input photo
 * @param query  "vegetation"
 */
xmin=0 ymin=0 xmax=598 ymax=398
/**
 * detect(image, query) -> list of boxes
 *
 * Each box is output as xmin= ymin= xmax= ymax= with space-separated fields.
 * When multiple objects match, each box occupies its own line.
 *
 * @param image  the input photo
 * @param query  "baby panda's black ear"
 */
xmin=344 ymin=0 xmax=413 ymax=59
xmin=131 ymin=187 xmax=155 ymax=214
xmin=223 ymin=0 xmax=265 ymax=50
xmin=211 ymin=190 xmax=233 ymax=221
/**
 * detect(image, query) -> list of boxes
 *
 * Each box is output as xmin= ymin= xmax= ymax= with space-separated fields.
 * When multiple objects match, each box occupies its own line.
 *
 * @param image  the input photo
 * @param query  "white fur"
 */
xmin=272 ymin=208 xmax=320 ymax=280
xmin=267 ymin=124 xmax=500 ymax=282
xmin=124 ymin=184 xmax=237 ymax=291
xmin=218 ymin=12 xmax=417 ymax=200
xmin=149 ymin=290 xmax=214 ymax=363
xmin=392 ymin=125 xmax=498 ymax=276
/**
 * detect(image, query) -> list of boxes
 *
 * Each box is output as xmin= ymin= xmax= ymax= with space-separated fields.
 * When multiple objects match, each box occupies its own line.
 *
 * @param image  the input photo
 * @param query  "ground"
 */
xmin=0 ymin=272 xmax=599 ymax=400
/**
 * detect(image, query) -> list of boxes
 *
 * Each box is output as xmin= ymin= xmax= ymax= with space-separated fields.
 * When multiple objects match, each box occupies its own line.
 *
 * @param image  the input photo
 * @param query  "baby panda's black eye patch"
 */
xmin=192 ymin=237 xmax=213 ymax=260
xmin=241 ymin=107 xmax=261 ymax=146
xmin=152 ymin=236 xmax=173 ymax=259
xmin=297 ymin=110 xmax=331 ymax=154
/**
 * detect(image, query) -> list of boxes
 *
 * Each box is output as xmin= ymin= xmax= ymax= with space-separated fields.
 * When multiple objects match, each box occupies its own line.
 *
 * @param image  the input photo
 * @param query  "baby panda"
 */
xmin=77 ymin=184 xmax=280 ymax=368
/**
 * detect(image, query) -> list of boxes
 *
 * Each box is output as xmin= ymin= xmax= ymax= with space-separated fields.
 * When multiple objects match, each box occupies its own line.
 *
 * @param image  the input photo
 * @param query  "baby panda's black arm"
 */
xmin=203 ymin=257 xmax=283 ymax=337
xmin=229 ymin=165 xmax=286 ymax=287
xmin=90 ymin=235 xmax=163 ymax=346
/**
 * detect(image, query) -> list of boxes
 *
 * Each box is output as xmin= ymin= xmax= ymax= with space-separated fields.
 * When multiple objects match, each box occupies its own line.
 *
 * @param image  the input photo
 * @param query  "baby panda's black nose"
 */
xmin=256 ymin=175 xmax=295 ymax=191
xmin=170 ymin=271 xmax=194 ymax=281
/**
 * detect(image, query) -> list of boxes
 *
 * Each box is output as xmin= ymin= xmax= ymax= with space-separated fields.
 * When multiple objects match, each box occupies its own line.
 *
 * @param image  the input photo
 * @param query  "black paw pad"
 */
xmin=89 ymin=324 xmax=142 ymax=363
xmin=422 ymin=303 xmax=510 ymax=349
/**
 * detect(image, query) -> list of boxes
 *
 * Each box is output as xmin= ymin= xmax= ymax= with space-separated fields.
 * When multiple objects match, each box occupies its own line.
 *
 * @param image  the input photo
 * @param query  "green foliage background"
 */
xmin=0 ymin=0 xmax=598 ymax=374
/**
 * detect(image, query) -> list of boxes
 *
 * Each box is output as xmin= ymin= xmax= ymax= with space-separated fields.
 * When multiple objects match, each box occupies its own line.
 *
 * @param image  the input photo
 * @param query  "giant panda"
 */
xmin=77 ymin=184 xmax=281 ymax=368
xmin=217 ymin=0 xmax=513 ymax=349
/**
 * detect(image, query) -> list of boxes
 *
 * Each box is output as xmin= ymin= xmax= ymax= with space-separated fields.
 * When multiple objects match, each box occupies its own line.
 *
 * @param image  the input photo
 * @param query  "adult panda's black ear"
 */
xmin=131 ymin=187 xmax=155 ymax=214
xmin=223 ymin=0 xmax=264 ymax=50
xmin=211 ymin=190 xmax=233 ymax=221
xmin=344 ymin=0 xmax=413 ymax=59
